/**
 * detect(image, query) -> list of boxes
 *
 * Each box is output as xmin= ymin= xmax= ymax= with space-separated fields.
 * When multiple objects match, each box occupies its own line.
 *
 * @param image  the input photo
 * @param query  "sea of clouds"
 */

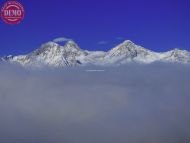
xmin=0 ymin=63 xmax=190 ymax=143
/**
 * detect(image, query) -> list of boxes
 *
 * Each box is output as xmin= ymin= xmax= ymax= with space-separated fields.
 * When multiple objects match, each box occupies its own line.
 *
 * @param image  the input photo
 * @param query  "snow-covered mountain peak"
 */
xmin=106 ymin=40 xmax=154 ymax=60
xmin=52 ymin=37 xmax=79 ymax=48
xmin=110 ymin=40 xmax=149 ymax=53
xmin=171 ymin=48 xmax=188 ymax=54
xmin=30 ymin=41 xmax=59 ymax=57
xmin=122 ymin=40 xmax=134 ymax=45
xmin=2 ymin=39 xmax=87 ymax=67
xmin=1 ymin=38 xmax=190 ymax=68
xmin=160 ymin=48 xmax=190 ymax=63
xmin=163 ymin=48 xmax=189 ymax=57
xmin=31 ymin=39 xmax=84 ymax=56
xmin=63 ymin=40 xmax=83 ymax=51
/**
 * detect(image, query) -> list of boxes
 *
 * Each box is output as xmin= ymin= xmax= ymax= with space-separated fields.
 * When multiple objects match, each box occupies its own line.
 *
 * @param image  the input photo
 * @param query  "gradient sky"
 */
xmin=0 ymin=0 xmax=190 ymax=56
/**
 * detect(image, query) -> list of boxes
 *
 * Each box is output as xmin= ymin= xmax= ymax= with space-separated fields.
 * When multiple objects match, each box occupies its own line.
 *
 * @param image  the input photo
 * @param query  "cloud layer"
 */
xmin=97 ymin=40 xmax=109 ymax=45
xmin=53 ymin=37 xmax=72 ymax=42
xmin=0 ymin=63 xmax=190 ymax=143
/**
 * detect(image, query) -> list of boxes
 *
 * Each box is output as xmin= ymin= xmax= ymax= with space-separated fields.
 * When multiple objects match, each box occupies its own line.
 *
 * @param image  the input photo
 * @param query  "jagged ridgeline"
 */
xmin=1 ymin=39 xmax=190 ymax=68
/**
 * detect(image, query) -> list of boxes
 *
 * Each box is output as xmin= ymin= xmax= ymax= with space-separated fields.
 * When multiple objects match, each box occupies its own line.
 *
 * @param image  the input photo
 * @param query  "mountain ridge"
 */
xmin=1 ymin=39 xmax=190 ymax=68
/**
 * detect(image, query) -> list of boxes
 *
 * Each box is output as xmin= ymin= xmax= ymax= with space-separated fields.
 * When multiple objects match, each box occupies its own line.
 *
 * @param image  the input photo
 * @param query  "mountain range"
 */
xmin=1 ymin=38 xmax=190 ymax=68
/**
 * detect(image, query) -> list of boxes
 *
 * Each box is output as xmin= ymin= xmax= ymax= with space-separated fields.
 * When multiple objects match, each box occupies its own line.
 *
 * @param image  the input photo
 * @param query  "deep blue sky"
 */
xmin=0 ymin=0 xmax=190 ymax=56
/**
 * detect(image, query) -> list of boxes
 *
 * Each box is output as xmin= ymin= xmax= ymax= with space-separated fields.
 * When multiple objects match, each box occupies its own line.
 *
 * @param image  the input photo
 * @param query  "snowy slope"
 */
xmin=103 ymin=40 xmax=160 ymax=64
xmin=2 ymin=40 xmax=87 ymax=67
xmin=160 ymin=48 xmax=190 ymax=63
xmin=1 ymin=38 xmax=190 ymax=68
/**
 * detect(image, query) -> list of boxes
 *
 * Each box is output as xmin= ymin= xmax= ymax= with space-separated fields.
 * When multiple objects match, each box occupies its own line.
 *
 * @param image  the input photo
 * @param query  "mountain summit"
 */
xmin=2 ymin=39 xmax=190 ymax=68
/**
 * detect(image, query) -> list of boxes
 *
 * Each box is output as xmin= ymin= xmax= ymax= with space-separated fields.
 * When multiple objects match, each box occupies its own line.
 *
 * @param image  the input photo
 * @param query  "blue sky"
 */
xmin=0 ymin=0 xmax=190 ymax=56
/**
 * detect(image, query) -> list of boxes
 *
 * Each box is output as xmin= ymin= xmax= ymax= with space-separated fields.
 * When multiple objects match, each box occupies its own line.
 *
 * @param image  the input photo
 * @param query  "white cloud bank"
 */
xmin=0 ymin=63 xmax=190 ymax=143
